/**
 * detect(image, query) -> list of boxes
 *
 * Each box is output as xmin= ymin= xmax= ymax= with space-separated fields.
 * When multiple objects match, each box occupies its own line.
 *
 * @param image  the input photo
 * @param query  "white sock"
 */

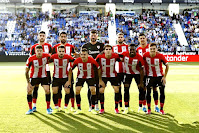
xmin=33 ymin=103 xmax=36 ymax=107
xmin=143 ymin=105 xmax=146 ymax=108
xmin=55 ymin=106 xmax=59 ymax=109
xmin=155 ymin=105 xmax=158 ymax=108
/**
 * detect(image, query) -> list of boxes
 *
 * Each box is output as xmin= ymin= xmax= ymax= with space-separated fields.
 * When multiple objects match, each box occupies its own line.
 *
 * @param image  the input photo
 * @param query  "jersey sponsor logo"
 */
xmin=89 ymin=50 xmax=100 ymax=54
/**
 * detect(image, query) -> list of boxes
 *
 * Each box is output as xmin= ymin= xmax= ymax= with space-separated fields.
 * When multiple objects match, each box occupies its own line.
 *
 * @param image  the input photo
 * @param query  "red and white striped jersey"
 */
xmin=50 ymin=54 xmax=74 ymax=78
xmin=143 ymin=52 xmax=168 ymax=77
xmin=122 ymin=52 xmax=144 ymax=75
xmin=30 ymin=43 xmax=52 ymax=55
xmin=96 ymin=53 xmax=120 ymax=78
xmin=52 ymin=43 xmax=75 ymax=56
xmin=136 ymin=44 xmax=150 ymax=57
xmin=72 ymin=57 xmax=100 ymax=79
xmin=26 ymin=53 xmax=50 ymax=78
xmin=112 ymin=43 xmax=129 ymax=73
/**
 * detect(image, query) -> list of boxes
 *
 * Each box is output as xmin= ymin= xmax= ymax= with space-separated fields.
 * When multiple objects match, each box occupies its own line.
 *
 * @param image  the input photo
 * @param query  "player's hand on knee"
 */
xmin=99 ymin=79 xmax=105 ymax=88
xmin=161 ymin=76 xmax=166 ymax=85
xmin=64 ymin=81 xmax=71 ymax=88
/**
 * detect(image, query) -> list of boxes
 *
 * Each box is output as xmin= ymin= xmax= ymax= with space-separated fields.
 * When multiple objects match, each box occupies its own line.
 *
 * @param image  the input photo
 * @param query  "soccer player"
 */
xmin=71 ymin=48 xmax=104 ymax=115
xmin=143 ymin=43 xmax=169 ymax=115
xmin=49 ymin=45 xmax=75 ymax=113
xmin=81 ymin=29 xmax=104 ymax=111
xmin=25 ymin=45 xmax=52 ymax=115
xmin=112 ymin=32 xmax=129 ymax=111
xmin=137 ymin=33 xmax=159 ymax=113
xmin=52 ymin=31 xmax=76 ymax=111
xmin=121 ymin=44 xmax=145 ymax=114
xmin=29 ymin=31 xmax=52 ymax=112
xmin=96 ymin=45 xmax=121 ymax=114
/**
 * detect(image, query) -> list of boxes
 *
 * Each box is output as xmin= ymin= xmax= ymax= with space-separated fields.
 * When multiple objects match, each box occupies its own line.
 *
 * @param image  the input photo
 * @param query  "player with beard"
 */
xmin=137 ymin=33 xmax=160 ymax=113
xmin=52 ymin=32 xmax=76 ymax=112
xmin=49 ymin=45 xmax=75 ymax=114
xmin=112 ymin=32 xmax=129 ymax=111
xmin=81 ymin=29 xmax=104 ymax=112
xmin=29 ymin=31 xmax=52 ymax=112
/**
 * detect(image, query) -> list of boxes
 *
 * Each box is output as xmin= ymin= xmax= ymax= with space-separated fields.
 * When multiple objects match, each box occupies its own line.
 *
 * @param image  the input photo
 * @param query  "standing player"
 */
xmin=143 ymin=43 xmax=169 ymax=114
xmin=71 ymin=48 xmax=104 ymax=115
xmin=112 ymin=32 xmax=129 ymax=111
xmin=29 ymin=31 xmax=52 ymax=112
xmin=49 ymin=45 xmax=75 ymax=113
xmin=121 ymin=44 xmax=145 ymax=114
xmin=96 ymin=45 xmax=121 ymax=114
xmin=52 ymin=31 xmax=76 ymax=111
xmin=137 ymin=33 xmax=159 ymax=112
xmin=81 ymin=29 xmax=104 ymax=111
xmin=25 ymin=45 xmax=52 ymax=115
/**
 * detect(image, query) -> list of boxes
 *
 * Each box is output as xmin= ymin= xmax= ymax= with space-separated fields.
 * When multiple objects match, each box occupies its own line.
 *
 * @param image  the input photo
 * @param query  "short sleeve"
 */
xmin=95 ymin=54 xmax=100 ymax=63
xmin=49 ymin=45 xmax=53 ymax=54
xmin=71 ymin=45 xmax=75 ymax=53
xmin=92 ymin=58 xmax=100 ymax=69
xmin=161 ymin=54 xmax=168 ymax=65
xmin=138 ymin=55 xmax=144 ymax=67
xmin=52 ymin=46 xmax=57 ymax=54
xmin=68 ymin=55 xmax=75 ymax=62
xmin=26 ymin=57 xmax=32 ymax=68
xmin=30 ymin=46 xmax=35 ymax=56
xmin=72 ymin=59 xmax=78 ymax=69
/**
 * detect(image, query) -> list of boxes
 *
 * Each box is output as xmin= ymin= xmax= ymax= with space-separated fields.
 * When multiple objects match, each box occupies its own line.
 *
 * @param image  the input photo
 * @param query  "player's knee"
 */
xmin=124 ymin=84 xmax=129 ymax=88
xmin=99 ymin=88 xmax=105 ymax=93
xmin=90 ymin=87 xmax=96 ymax=95
xmin=114 ymin=86 xmax=119 ymax=93
xmin=153 ymin=87 xmax=158 ymax=91
xmin=45 ymin=89 xmax=50 ymax=94
xmin=65 ymin=88 xmax=70 ymax=94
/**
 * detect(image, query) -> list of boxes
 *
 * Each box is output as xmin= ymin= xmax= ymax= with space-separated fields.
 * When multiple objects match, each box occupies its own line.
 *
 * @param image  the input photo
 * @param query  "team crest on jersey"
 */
xmin=97 ymin=46 xmax=100 ymax=49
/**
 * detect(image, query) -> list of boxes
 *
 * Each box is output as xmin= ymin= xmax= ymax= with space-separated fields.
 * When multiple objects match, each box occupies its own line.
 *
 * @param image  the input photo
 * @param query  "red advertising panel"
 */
xmin=164 ymin=55 xmax=199 ymax=62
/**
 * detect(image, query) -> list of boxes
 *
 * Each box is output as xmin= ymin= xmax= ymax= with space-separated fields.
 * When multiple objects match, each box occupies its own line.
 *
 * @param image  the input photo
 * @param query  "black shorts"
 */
xmin=76 ymin=78 xmax=96 ymax=87
xmin=146 ymin=76 xmax=164 ymax=88
xmin=52 ymin=77 xmax=68 ymax=87
xmin=117 ymin=73 xmax=125 ymax=83
xmin=102 ymin=77 xmax=120 ymax=86
xmin=124 ymin=74 xmax=141 ymax=85
xmin=30 ymin=77 xmax=49 ymax=86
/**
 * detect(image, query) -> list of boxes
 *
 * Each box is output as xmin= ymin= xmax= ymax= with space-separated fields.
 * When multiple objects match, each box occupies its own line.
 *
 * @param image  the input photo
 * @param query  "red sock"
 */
xmin=143 ymin=100 xmax=146 ymax=105
xmin=147 ymin=103 xmax=151 ymax=110
xmin=32 ymin=98 xmax=37 ymax=104
xmin=46 ymin=101 xmax=50 ymax=109
xmin=154 ymin=100 xmax=158 ymax=105
xmin=71 ymin=98 xmax=74 ymax=107
xmin=28 ymin=102 xmax=32 ymax=110
xmin=55 ymin=104 xmax=58 ymax=107
xmin=65 ymin=104 xmax=68 ymax=107
xmin=139 ymin=100 xmax=143 ymax=105
xmin=58 ymin=99 xmax=61 ymax=107
xmin=160 ymin=103 xmax=164 ymax=110
xmin=119 ymin=100 xmax=122 ymax=103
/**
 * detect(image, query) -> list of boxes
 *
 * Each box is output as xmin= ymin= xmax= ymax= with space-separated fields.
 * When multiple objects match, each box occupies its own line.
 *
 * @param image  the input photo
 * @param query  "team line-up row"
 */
xmin=25 ymin=36 xmax=169 ymax=115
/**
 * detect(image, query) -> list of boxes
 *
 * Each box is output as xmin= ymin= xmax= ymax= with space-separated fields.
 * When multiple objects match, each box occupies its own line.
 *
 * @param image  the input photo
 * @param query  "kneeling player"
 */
xmin=143 ymin=43 xmax=169 ymax=114
xmin=49 ymin=45 xmax=75 ymax=113
xmin=71 ymin=48 xmax=104 ymax=115
xmin=25 ymin=45 xmax=52 ymax=115
xmin=122 ymin=44 xmax=145 ymax=114
xmin=96 ymin=45 xmax=121 ymax=114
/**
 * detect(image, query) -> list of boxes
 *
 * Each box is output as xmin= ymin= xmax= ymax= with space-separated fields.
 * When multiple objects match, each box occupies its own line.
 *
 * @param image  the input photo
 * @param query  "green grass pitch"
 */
xmin=0 ymin=62 xmax=199 ymax=132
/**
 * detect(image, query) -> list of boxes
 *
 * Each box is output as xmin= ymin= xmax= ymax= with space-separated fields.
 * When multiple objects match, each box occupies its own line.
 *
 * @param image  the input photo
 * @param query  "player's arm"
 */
xmin=161 ymin=55 xmax=169 ymax=85
xmin=93 ymin=58 xmax=105 ymax=88
xmin=25 ymin=67 xmax=30 ymax=84
xmin=64 ymin=68 xmax=72 ymax=88
xmin=138 ymin=62 xmax=144 ymax=89
xmin=25 ymin=59 xmax=32 ymax=84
